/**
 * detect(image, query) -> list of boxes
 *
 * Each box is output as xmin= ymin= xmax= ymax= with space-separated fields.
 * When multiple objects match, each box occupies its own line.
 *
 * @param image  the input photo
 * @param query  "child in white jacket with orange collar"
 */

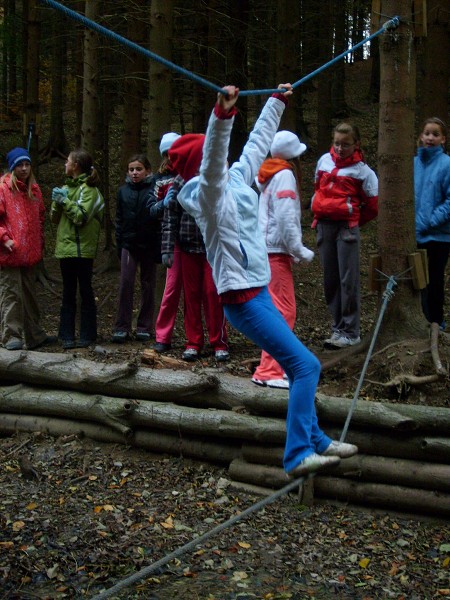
xmin=252 ymin=131 xmax=314 ymax=389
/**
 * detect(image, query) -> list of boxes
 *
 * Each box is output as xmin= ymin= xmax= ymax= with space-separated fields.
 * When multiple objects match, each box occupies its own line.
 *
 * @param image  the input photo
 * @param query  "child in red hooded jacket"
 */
xmin=311 ymin=122 xmax=378 ymax=349
xmin=0 ymin=148 xmax=55 ymax=350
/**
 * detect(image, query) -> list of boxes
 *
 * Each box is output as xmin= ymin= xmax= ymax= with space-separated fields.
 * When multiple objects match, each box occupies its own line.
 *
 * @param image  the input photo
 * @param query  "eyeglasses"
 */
xmin=334 ymin=142 xmax=355 ymax=150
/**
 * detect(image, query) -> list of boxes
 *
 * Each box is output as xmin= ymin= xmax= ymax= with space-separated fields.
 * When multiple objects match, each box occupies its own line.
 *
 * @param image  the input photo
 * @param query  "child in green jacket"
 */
xmin=51 ymin=149 xmax=104 ymax=349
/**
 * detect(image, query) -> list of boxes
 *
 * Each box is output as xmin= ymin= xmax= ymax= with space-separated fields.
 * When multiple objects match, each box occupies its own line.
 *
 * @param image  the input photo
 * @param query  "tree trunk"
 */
xmin=377 ymin=0 xmax=426 ymax=344
xmin=148 ymin=0 xmax=173 ymax=169
xmin=81 ymin=0 xmax=100 ymax=153
xmin=228 ymin=459 xmax=450 ymax=516
xmin=41 ymin=8 xmax=68 ymax=162
xmin=0 ymin=385 xmax=287 ymax=443
xmin=316 ymin=0 xmax=333 ymax=155
xmin=23 ymin=0 xmax=41 ymax=170
xmin=417 ymin=0 xmax=450 ymax=123
xmin=315 ymin=477 xmax=450 ymax=517
xmin=0 ymin=349 xmax=218 ymax=403
xmin=0 ymin=414 xmax=240 ymax=465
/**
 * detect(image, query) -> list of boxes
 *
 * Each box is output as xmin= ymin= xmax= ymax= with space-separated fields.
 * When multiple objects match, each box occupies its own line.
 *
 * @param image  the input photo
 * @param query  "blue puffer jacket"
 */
xmin=414 ymin=145 xmax=450 ymax=244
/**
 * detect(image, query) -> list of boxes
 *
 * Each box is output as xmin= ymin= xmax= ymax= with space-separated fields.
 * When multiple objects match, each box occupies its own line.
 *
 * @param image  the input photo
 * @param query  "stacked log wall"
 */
xmin=0 ymin=349 xmax=448 ymax=517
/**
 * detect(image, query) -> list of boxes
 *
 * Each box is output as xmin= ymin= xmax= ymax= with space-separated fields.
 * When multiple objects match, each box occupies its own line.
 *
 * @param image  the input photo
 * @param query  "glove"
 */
xmin=162 ymin=253 xmax=174 ymax=268
xmin=163 ymin=186 xmax=178 ymax=208
xmin=301 ymin=247 xmax=315 ymax=263
xmin=52 ymin=187 xmax=68 ymax=205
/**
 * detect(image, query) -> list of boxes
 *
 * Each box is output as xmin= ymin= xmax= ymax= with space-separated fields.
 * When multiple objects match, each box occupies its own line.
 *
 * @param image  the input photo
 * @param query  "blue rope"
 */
xmin=40 ymin=0 xmax=399 ymax=97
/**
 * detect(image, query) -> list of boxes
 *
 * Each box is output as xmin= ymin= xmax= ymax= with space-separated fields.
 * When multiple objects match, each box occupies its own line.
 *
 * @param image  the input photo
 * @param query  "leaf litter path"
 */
xmin=1 ymin=433 xmax=448 ymax=599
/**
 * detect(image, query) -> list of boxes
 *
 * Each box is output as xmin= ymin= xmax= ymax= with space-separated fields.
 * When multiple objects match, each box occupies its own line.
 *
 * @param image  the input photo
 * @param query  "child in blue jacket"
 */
xmin=414 ymin=117 xmax=450 ymax=331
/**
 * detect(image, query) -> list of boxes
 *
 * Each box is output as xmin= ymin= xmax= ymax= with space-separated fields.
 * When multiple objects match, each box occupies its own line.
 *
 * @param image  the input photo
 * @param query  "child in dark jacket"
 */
xmin=112 ymin=154 xmax=159 ymax=343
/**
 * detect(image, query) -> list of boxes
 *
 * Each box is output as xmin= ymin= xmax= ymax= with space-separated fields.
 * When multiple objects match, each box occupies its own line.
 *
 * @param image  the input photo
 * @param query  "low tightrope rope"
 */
xmin=91 ymin=275 xmax=399 ymax=599
xmin=37 ymin=3 xmax=402 ymax=597
xmin=39 ymin=0 xmax=399 ymax=97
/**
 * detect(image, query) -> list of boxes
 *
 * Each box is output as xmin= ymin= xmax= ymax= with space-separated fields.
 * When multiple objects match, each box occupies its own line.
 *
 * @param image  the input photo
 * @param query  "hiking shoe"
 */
xmin=252 ymin=377 xmax=289 ymax=390
xmin=111 ymin=331 xmax=130 ymax=343
xmin=215 ymin=349 xmax=230 ymax=362
xmin=135 ymin=332 xmax=152 ymax=342
xmin=287 ymin=453 xmax=340 ymax=478
xmin=62 ymin=339 xmax=76 ymax=349
xmin=76 ymin=340 xmax=95 ymax=348
xmin=322 ymin=440 xmax=358 ymax=458
xmin=327 ymin=335 xmax=361 ymax=349
xmin=324 ymin=331 xmax=341 ymax=345
xmin=28 ymin=335 xmax=58 ymax=350
xmin=153 ymin=342 xmax=172 ymax=353
xmin=182 ymin=348 xmax=199 ymax=362
xmin=5 ymin=340 xmax=23 ymax=351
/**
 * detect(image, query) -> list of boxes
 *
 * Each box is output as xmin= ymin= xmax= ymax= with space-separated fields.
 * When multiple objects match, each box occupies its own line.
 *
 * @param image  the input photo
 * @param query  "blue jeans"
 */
xmin=224 ymin=287 xmax=331 ymax=472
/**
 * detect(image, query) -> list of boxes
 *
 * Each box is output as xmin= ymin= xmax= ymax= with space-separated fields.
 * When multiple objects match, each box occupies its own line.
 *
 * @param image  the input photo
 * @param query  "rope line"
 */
xmin=39 ymin=0 xmax=399 ymax=97
xmin=91 ymin=275 xmax=398 ymax=599
xmin=37 ymin=3 xmax=401 ymax=597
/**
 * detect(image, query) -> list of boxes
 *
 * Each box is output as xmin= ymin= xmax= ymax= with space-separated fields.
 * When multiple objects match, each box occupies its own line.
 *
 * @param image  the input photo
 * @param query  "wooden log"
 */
xmin=0 ymin=385 xmax=287 ymax=442
xmin=0 ymin=413 xmax=240 ymax=464
xmin=242 ymin=444 xmax=450 ymax=492
xmin=0 ymin=349 xmax=219 ymax=404
xmin=314 ymin=477 xmax=450 ymax=518
xmin=241 ymin=391 xmax=450 ymax=435
xmin=228 ymin=459 xmax=450 ymax=517
xmin=243 ymin=424 xmax=450 ymax=464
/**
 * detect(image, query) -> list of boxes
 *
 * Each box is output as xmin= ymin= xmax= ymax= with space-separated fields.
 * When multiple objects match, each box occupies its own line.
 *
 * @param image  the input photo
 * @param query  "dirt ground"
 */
xmin=0 ymin=223 xmax=449 ymax=599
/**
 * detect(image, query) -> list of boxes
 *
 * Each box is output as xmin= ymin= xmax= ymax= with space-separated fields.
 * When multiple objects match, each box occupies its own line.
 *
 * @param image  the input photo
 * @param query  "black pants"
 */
xmin=418 ymin=241 xmax=449 ymax=325
xmin=59 ymin=257 xmax=97 ymax=343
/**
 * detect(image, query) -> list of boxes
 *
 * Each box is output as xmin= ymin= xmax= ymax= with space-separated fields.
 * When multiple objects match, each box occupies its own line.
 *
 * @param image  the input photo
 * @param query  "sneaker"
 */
xmin=5 ymin=340 xmax=23 ymax=351
xmin=28 ymin=335 xmax=59 ymax=350
xmin=324 ymin=331 xmax=341 ymax=345
xmin=182 ymin=348 xmax=199 ymax=362
xmin=322 ymin=440 xmax=358 ymax=458
xmin=327 ymin=334 xmax=361 ymax=349
xmin=153 ymin=342 xmax=172 ymax=353
xmin=251 ymin=377 xmax=289 ymax=390
xmin=135 ymin=332 xmax=152 ymax=342
xmin=215 ymin=349 xmax=230 ymax=362
xmin=76 ymin=340 xmax=95 ymax=348
xmin=287 ymin=453 xmax=341 ymax=478
xmin=62 ymin=339 xmax=76 ymax=350
xmin=111 ymin=331 xmax=130 ymax=343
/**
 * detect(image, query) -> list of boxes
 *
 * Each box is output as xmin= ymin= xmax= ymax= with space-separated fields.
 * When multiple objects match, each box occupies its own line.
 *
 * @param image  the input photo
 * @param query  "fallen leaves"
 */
xmin=0 ymin=433 xmax=447 ymax=598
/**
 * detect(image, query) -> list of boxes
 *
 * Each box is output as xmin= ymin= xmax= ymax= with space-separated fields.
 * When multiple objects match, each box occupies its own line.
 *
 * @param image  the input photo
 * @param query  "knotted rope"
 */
xmin=40 ymin=0 xmax=399 ymax=97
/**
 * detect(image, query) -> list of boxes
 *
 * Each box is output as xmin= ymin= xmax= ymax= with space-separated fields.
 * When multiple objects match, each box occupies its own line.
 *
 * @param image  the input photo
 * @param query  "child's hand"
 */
xmin=52 ymin=187 xmax=68 ymax=205
xmin=217 ymin=86 xmax=239 ymax=112
xmin=277 ymin=83 xmax=293 ymax=97
xmin=4 ymin=239 xmax=14 ymax=253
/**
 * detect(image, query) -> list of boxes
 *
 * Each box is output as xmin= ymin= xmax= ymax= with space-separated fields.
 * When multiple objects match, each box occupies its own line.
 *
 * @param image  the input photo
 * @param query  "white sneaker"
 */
xmin=322 ymin=440 xmax=358 ymax=458
xmin=328 ymin=335 xmax=361 ymax=349
xmin=324 ymin=331 xmax=341 ymax=345
xmin=251 ymin=377 xmax=289 ymax=390
xmin=215 ymin=349 xmax=230 ymax=362
xmin=182 ymin=348 xmax=199 ymax=361
xmin=288 ymin=453 xmax=340 ymax=478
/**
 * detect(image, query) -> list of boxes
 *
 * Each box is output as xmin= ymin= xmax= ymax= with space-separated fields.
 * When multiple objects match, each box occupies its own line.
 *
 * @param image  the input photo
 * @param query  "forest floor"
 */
xmin=1 ymin=221 xmax=449 ymax=600
xmin=1 ymin=60 xmax=449 ymax=599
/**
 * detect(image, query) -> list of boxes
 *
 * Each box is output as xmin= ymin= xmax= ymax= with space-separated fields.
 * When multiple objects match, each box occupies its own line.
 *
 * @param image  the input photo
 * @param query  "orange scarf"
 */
xmin=257 ymin=158 xmax=292 ymax=185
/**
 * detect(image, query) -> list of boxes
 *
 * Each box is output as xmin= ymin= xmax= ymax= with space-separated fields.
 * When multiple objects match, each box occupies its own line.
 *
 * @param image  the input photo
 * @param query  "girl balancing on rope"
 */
xmin=169 ymin=83 xmax=358 ymax=477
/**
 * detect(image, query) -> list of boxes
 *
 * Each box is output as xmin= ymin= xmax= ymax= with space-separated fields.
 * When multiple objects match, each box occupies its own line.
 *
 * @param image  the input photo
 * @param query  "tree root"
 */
xmin=366 ymin=373 xmax=442 ymax=388
xmin=430 ymin=322 xmax=447 ymax=376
